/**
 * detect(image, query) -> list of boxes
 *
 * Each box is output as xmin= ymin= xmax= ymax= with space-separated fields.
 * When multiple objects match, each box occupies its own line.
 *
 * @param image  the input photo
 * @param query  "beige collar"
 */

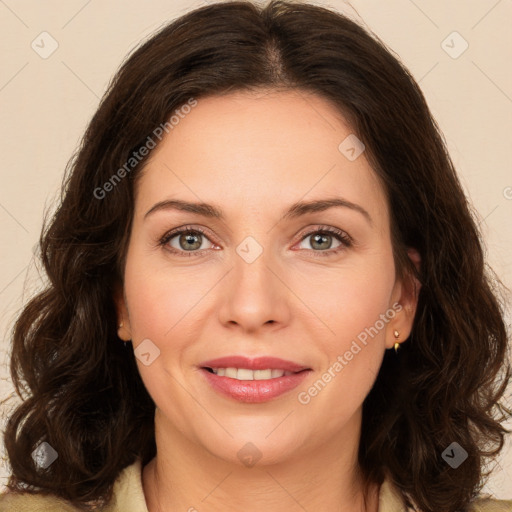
xmin=378 ymin=477 xmax=409 ymax=512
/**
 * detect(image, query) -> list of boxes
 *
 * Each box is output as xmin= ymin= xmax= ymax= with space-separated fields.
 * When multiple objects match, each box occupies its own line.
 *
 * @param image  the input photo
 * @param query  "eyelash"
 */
xmin=158 ymin=224 xmax=353 ymax=258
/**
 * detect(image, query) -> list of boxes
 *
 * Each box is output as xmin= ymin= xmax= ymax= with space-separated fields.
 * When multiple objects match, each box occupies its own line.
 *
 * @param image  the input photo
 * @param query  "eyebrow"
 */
xmin=144 ymin=197 xmax=373 ymax=225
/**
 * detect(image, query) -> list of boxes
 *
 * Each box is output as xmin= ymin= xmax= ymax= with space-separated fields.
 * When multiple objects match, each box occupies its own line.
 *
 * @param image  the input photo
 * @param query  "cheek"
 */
xmin=302 ymin=254 xmax=395 ymax=346
xmin=300 ymin=251 xmax=395 ymax=405
xmin=123 ymin=246 xmax=206 ymax=341
xmin=123 ymin=255 xmax=193 ymax=398
xmin=123 ymin=267 xmax=170 ymax=340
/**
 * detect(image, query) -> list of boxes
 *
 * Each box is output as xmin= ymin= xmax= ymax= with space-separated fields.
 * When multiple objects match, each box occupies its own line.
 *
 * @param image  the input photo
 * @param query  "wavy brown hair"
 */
xmin=2 ymin=1 xmax=511 ymax=511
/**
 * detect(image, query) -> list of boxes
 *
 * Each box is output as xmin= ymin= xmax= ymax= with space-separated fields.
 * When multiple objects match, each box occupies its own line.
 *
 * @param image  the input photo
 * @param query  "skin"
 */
xmin=115 ymin=89 xmax=421 ymax=512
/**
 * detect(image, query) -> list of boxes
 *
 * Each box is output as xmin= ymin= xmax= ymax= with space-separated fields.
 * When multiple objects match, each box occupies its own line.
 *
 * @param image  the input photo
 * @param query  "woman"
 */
xmin=1 ymin=1 xmax=511 ymax=511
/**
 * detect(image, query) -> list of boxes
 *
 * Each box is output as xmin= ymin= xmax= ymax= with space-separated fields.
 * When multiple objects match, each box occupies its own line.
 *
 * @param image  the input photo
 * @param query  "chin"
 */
xmin=198 ymin=429 xmax=306 ymax=468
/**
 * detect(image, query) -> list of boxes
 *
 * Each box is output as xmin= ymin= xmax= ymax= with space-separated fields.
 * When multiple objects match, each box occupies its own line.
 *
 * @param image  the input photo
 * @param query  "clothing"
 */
xmin=1 ymin=458 xmax=511 ymax=511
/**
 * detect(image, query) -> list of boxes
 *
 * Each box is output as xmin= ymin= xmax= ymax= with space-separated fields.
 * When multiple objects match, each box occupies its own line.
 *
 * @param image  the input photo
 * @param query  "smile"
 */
xmin=204 ymin=367 xmax=296 ymax=379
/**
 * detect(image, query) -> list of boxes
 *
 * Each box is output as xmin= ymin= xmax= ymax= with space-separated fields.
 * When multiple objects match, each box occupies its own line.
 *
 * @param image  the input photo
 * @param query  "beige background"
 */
xmin=1 ymin=0 xmax=511 ymax=499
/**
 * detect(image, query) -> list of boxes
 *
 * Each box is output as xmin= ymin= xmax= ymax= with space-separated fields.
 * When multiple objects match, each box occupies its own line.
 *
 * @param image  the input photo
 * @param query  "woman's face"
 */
xmin=116 ymin=89 xmax=418 ymax=466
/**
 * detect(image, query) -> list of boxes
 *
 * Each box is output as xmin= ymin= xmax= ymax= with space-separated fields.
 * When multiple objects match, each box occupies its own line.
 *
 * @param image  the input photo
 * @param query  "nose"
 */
xmin=217 ymin=241 xmax=290 ymax=333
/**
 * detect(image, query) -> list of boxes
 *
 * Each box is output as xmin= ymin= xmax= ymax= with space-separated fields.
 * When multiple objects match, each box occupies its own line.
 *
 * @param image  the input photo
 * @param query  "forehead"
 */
xmin=134 ymin=89 xmax=388 ymax=225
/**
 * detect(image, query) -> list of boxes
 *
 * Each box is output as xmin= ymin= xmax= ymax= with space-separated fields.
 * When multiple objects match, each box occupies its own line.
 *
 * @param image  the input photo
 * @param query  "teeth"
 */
xmin=225 ymin=367 xmax=238 ymax=378
xmin=210 ymin=367 xmax=295 ymax=380
xmin=255 ymin=369 xmax=273 ymax=379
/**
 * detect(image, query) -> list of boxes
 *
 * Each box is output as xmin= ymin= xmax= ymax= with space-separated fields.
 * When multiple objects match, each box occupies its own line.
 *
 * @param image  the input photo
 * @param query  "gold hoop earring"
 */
xmin=118 ymin=322 xmax=131 ymax=348
xmin=393 ymin=330 xmax=400 ymax=353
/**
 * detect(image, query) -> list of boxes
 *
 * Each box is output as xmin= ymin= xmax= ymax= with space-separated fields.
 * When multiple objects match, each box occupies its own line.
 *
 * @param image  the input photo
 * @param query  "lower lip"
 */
xmin=200 ymin=368 xmax=311 ymax=403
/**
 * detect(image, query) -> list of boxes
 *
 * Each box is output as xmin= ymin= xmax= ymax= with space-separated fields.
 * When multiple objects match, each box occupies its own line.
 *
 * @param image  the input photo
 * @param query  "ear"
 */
xmin=113 ymin=281 xmax=132 ymax=341
xmin=386 ymin=248 xmax=421 ymax=350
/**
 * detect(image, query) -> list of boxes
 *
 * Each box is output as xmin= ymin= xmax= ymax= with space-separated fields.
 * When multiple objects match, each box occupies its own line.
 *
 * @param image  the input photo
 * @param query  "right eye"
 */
xmin=159 ymin=226 xmax=217 ymax=257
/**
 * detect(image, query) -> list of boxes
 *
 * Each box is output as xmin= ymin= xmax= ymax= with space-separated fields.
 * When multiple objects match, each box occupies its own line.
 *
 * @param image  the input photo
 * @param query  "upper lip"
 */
xmin=200 ymin=356 xmax=310 ymax=373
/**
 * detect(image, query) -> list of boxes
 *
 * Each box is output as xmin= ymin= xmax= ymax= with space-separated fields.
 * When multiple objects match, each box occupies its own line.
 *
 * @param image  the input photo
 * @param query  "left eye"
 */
xmin=297 ymin=231 xmax=344 ymax=251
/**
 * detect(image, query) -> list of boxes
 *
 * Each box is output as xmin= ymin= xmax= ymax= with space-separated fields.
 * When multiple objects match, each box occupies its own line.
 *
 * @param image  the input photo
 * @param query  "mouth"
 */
xmin=198 ymin=356 xmax=312 ymax=403
xmin=202 ymin=367 xmax=307 ymax=380
xmin=199 ymin=355 xmax=310 ymax=373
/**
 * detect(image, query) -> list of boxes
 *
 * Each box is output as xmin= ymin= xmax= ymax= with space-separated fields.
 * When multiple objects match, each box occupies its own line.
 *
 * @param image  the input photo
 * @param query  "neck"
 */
xmin=142 ymin=408 xmax=380 ymax=512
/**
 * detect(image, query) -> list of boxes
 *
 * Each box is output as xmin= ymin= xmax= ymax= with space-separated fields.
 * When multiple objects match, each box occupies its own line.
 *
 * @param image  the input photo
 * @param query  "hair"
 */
xmin=2 ymin=1 xmax=511 ymax=511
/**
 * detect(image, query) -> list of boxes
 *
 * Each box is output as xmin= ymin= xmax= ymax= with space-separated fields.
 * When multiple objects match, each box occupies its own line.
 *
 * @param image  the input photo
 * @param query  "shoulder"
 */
xmin=381 ymin=477 xmax=512 ymax=512
xmin=468 ymin=497 xmax=512 ymax=511
xmin=0 ymin=459 xmax=143 ymax=512
xmin=0 ymin=490 xmax=81 ymax=512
